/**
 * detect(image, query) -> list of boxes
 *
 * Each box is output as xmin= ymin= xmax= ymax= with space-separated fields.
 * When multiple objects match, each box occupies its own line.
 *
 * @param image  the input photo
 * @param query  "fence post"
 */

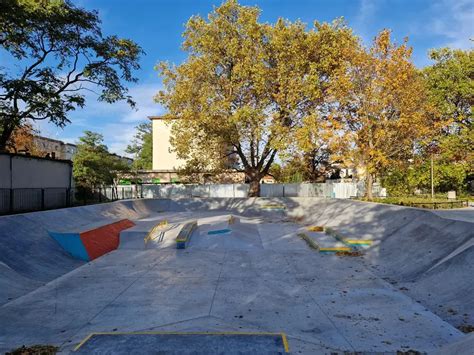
xmin=41 ymin=189 xmax=45 ymax=210
xmin=9 ymin=188 xmax=14 ymax=213
xmin=121 ymin=187 xmax=124 ymax=200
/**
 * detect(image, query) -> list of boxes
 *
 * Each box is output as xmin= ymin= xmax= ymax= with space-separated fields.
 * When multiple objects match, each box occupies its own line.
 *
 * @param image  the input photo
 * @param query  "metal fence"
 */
xmin=0 ymin=186 xmax=137 ymax=215
xmin=139 ymin=182 xmax=367 ymax=199
xmin=0 ymin=182 xmax=373 ymax=216
xmin=0 ymin=188 xmax=72 ymax=215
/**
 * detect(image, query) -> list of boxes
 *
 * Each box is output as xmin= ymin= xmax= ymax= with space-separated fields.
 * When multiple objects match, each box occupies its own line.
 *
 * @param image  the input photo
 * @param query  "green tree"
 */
xmin=73 ymin=131 xmax=128 ymax=189
xmin=422 ymin=48 xmax=473 ymax=192
xmin=156 ymin=0 xmax=357 ymax=196
xmin=424 ymin=48 xmax=473 ymax=131
xmin=0 ymin=0 xmax=143 ymax=151
xmin=126 ymin=122 xmax=153 ymax=170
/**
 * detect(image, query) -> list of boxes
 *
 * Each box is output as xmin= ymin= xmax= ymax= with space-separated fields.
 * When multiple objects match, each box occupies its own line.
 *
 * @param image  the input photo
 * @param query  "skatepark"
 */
xmin=0 ymin=197 xmax=473 ymax=354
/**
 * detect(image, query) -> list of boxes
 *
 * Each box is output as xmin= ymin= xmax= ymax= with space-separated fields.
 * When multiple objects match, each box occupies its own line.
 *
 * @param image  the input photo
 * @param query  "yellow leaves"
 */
xmin=332 ymin=29 xmax=433 ymax=173
xmin=155 ymin=0 xmax=435 ymax=181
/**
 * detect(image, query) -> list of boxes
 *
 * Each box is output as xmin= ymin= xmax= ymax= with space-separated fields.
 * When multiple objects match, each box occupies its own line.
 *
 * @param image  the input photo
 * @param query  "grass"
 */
xmin=358 ymin=195 xmax=470 ymax=209
xmin=6 ymin=345 xmax=58 ymax=355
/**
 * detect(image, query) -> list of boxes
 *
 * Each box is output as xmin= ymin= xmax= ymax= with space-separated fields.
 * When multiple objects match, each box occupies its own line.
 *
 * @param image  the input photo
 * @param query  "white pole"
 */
xmin=431 ymin=153 xmax=434 ymax=200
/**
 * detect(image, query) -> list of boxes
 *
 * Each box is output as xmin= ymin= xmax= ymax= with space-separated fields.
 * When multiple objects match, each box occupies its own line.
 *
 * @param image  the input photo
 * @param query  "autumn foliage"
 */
xmin=156 ymin=1 xmax=448 ymax=197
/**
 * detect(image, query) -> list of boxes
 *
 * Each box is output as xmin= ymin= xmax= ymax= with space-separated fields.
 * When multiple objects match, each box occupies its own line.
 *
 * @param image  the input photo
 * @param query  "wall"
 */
xmin=151 ymin=117 xmax=185 ymax=171
xmin=0 ymin=153 xmax=72 ymax=189
xmin=0 ymin=153 xmax=73 ymax=214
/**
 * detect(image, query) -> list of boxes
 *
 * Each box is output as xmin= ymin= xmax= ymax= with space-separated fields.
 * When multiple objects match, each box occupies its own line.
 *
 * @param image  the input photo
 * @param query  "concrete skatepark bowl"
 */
xmin=0 ymin=198 xmax=473 ymax=354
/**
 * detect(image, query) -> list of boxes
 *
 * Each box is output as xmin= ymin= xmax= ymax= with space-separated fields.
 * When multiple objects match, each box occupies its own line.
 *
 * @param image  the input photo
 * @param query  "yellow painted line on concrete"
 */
xmin=144 ymin=220 xmax=168 ymax=244
xmin=74 ymin=333 xmax=95 ymax=351
xmin=307 ymin=226 xmax=324 ymax=232
xmin=320 ymin=247 xmax=352 ymax=252
xmin=324 ymin=227 xmax=370 ymax=247
xmin=74 ymin=331 xmax=289 ymax=352
xmin=344 ymin=239 xmax=373 ymax=245
xmin=281 ymin=332 xmax=290 ymax=352
xmin=298 ymin=233 xmax=352 ymax=252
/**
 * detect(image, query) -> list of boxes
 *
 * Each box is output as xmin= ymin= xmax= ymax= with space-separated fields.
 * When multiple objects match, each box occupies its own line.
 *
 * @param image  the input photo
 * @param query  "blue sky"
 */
xmin=34 ymin=0 xmax=474 ymax=155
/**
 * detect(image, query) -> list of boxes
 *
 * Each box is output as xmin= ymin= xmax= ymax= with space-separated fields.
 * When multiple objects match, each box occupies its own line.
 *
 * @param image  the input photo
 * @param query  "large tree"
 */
xmin=422 ymin=48 xmax=473 ymax=192
xmin=330 ymin=30 xmax=434 ymax=199
xmin=0 ymin=0 xmax=143 ymax=151
xmin=156 ymin=0 xmax=357 ymax=196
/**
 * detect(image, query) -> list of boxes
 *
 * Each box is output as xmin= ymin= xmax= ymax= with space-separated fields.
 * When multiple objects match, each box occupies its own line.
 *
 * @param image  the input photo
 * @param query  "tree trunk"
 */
xmin=366 ymin=173 xmax=373 ymax=200
xmin=0 ymin=123 xmax=15 ymax=152
xmin=247 ymin=170 xmax=261 ymax=197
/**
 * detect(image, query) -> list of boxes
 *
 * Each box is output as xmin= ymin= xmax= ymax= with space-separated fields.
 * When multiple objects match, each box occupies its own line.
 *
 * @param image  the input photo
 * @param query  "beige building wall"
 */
xmin=150 ymin=116 xmax=185 ymax=171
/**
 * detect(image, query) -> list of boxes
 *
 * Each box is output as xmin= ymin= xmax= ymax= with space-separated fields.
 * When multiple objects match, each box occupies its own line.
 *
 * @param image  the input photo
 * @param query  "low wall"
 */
xmin=140 ymin=182 xmax=364 ymax=199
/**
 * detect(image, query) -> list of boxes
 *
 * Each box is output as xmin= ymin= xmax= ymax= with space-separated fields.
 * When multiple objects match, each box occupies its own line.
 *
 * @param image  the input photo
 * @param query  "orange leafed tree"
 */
xmin=329 ymin=30 xmax=435 ymax=198
xmin=6 ymin=123 xmax=45 ymax=156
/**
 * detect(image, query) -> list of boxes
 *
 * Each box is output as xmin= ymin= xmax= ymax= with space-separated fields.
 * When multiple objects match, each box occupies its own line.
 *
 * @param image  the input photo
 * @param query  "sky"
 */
xmin=27 ymin=0 xmax=474 ymax=155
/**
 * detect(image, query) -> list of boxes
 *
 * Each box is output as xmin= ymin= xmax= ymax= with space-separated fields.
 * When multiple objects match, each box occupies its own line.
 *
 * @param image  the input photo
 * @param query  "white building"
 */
xmin=149 ymin=116 xmax=185 ymax=171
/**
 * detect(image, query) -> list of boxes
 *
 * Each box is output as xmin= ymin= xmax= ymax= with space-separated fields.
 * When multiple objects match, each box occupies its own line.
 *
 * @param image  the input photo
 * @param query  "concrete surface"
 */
xmin=0 ymin=198 xmax=473 ymax=354
xmin=432 ymin=207 xmax=474 ymax=223
xmin=74 ymin=333 xmax=288 ymax=354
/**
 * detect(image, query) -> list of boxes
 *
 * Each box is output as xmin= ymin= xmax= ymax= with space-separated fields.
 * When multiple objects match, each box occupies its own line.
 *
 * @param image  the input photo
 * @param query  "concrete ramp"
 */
xmin=49 ymin=219 xmax=135 ymax=261
xmin=0 ymin=200 xmax=159 ymax=305
xmin=189 ymin=214 xmax=263 ymax=250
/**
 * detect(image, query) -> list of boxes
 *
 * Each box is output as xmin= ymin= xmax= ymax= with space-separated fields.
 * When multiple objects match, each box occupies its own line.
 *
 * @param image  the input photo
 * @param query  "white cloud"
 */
xmin=425 ymin=0 xmax=474 ymax=49
xmin=119 ymin=84 xmax=165 ymax=123
xmin=36 ymin=82 xmax=163 ymax=156
xmin=101 ymin=122 xmax=138 ymax=156
xmin=354 ymin=0 xmax=379 ymax=42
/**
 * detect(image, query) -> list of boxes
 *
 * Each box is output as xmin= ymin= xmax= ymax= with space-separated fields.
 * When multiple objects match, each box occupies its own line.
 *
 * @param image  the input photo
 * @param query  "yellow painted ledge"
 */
xmin=307 ymin=226 xmax=324 ymax=232
xmin=74 ymin=331 xmax=289 ymax=353
xmin=344 ymin=239 xmax=373 ymax=246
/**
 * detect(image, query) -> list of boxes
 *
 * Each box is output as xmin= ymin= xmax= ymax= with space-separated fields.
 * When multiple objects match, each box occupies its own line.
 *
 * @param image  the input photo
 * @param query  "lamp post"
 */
xmin=427 ymin=142 xmax=439 ymax=200
xmin=431 ymin=153 xmax=434 ymax=200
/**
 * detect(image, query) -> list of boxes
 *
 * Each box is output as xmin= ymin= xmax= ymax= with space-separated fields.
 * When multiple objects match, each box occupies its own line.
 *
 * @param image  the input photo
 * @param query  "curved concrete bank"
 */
xmin=0 ymin=199 xmax=165 ymax=305
xmin=0 ymin=197 xmax=472 ymax=348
